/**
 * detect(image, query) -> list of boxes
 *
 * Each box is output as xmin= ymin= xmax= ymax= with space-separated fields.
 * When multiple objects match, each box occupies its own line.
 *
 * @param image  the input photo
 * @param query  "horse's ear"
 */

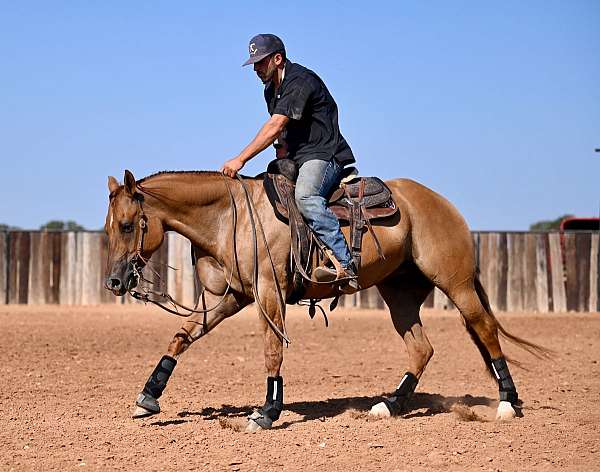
xmin=123 ymin=169 xmax=137 ymax=196
xmin=108 ymin=176 xmax=119 ymax=194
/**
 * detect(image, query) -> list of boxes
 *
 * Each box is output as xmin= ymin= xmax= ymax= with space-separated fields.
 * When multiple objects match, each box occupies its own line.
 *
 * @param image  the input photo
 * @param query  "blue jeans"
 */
xmin=295 ymin=158 xmax=353 ymax=268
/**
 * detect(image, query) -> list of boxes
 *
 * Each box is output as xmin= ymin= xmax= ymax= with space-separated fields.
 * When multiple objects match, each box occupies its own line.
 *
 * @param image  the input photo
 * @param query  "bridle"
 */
xmin=127 ymin=196 xmax=148 ymax=290
xmin=123 ymin=174 xmax=290 ymax=345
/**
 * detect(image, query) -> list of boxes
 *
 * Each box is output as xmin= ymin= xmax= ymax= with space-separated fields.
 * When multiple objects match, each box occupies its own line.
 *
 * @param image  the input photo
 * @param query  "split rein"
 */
xmin=126 ymin=175 xmax=290 ymax=345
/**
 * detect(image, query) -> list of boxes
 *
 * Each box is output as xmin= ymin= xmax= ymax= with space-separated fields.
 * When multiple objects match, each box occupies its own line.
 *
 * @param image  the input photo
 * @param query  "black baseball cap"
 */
xmin=242 ymin=34 xmax=285 ymax=67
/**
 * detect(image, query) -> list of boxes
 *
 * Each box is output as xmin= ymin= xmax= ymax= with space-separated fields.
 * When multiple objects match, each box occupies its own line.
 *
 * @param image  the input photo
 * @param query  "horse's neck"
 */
xmin=141 ymin=173 xmax=236 ymax=253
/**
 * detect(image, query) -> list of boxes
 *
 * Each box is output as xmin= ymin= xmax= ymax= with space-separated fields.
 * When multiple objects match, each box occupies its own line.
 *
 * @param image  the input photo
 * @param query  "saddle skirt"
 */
xmin=262 ymin=159 xmax=399 ymax=303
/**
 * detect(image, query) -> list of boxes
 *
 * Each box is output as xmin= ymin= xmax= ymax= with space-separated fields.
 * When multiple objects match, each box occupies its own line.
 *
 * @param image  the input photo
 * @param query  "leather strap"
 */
xmin=347 ymin=178 xmax=366 ymax=270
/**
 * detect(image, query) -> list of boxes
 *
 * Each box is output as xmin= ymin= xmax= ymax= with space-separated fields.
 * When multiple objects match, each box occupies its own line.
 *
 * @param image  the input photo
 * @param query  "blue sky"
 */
xmin=1 ymin=1 xmax=598 ymax=230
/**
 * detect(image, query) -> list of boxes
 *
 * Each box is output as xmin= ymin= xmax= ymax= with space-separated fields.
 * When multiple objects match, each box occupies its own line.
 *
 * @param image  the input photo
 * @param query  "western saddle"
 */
xmin=262 ymin=159 xmax=398 ymax=303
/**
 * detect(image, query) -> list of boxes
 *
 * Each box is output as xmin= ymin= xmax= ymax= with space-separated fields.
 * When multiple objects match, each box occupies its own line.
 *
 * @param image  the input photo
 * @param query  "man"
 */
xmin=221 ymin=33 xmax=357 ymax=288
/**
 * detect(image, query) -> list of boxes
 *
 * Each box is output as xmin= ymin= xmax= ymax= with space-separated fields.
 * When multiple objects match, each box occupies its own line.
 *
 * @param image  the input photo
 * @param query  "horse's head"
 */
xmin=104 ymin=170 xmax=164 ymax=296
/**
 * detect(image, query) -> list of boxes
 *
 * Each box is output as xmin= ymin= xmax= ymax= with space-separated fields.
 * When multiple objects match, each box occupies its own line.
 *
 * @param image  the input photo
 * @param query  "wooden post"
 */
xmin=59 ymin=232 xmax=78 ymax=305
xmin=597 ymin=230 xmax=600 ymax=312
xmin=28 ymin=232 xmax=47 ymax=304
xmin=49 ymin=232 xmax=62 ymax=304
xmin=8 ymin=232 xmax=31 ymax=304
xmin=473 ymin=232 xmax=481 ymax=272
xmin=523 ymin=233 xmax=538 ymax=311
xmin=590 ymin=232 xmax=599 ymax=312
xmin=563 ymin=233 xmax=578 ymax=312
xmin=575 ymin=233 xmax=592 ymax=312
xmin=0 ymin=232 xmax=7 ymax=305
xmin=98 ymin=233 xmax=118 ymax=304
xmin=534 ymin=233 xmax=549 ymax=312
xmin=27 ymin=231 xmax=61 ymax=305
xmin=75 ymin=232 xmax=84 ymax=304
xmin=548 ymin=233 xmax=567 ymax=312
xmin=507 ymin=233 xmax=525 ymax=311
xmin=496 ymin=233 xmax=508 ymax=311
xmin=478 ymin=233 xmax=498 ymax=311
xmin=86 ymin=232 xmax=104 ymax=305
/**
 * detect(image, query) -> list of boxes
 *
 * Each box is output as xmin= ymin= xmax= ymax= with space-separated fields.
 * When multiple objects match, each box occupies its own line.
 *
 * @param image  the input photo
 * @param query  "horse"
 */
xmin=104 ymin=168 xmax=546 ymax=432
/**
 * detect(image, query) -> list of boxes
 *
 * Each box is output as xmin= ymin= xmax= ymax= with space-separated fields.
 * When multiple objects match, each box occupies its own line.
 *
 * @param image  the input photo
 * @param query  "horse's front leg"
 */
xmin=246 ymin=293 xmax=285 ymax=432
xmin=132 ymin=290 xmax=247 ymax=418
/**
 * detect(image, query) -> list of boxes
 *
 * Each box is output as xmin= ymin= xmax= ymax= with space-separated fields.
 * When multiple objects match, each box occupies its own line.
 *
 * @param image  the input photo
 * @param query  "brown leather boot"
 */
xmin=312 ymin=265 xmax=338 ymax=282
xmin=312 ymin=265 xmax=359 ymax=294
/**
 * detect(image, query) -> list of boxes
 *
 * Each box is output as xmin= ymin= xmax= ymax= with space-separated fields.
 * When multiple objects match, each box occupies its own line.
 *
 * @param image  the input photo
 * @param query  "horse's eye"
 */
xmin=121 ymin=222 xmax=134 ymax=234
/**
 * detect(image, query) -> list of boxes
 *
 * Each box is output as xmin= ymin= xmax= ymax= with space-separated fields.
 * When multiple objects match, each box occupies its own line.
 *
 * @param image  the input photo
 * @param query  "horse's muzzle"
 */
xmin=105 ymin=256 xmax=140 ymax=296
xmin=105 ymin=276 xmax=127 ymax=296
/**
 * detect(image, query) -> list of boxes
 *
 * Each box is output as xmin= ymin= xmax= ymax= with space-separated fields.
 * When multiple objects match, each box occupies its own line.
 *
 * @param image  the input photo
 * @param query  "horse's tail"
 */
xmin=471 ymin=273 xmax=553 ymax=373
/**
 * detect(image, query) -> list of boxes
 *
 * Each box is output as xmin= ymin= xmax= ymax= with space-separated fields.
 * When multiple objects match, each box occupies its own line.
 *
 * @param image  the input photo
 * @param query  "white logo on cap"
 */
xmin=249 ymin=43 xmax=257 ymax=55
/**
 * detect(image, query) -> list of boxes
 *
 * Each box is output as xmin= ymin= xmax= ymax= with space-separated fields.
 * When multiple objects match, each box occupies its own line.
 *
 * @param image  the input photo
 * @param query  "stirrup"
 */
xmin=312 ymin=265 xmax=338 ymax=283
xmin=312 ymin=249 xmax=345 ymax=281
xmin=312 ymin=265 xmax=358 ymax=287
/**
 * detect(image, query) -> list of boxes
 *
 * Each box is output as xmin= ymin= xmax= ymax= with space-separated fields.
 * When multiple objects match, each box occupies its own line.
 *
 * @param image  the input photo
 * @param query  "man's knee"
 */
xmin=294 ymin=178 xmax=313 ymax=206
xmin=294 ymin=193 xmax=313 ymax=216
xmin=295 ymin=192 xmax=324 ymax=217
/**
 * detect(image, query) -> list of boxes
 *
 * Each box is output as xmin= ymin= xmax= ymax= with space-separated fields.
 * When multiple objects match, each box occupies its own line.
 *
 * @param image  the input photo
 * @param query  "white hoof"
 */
xmin=245 ymin=418 xmax=263 ymax=433
xmin=132 ymin=405 xmax=157 ymax=419
xmin=369 ymin=401 xmax=391 ymax=418
xmin=495 ymin=401 xmax=516 ymax=421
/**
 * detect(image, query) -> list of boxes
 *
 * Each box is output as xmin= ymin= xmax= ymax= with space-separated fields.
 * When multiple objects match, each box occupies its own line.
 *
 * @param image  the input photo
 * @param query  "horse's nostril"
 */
xmin=110 ymin=278 xmax=122 ymax=289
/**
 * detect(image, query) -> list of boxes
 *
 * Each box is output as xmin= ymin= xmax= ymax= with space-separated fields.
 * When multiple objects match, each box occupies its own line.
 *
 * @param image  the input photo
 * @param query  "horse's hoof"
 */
xmin=369 ymin=401 xmax=392 ymax=417
xmin=495 ymin=401 xmax=516 ymax=421
xmin=245 ymin=418 xmax=262 ymax=433
xmin=132 ymin=393 xmax=160 ymax=419
xmin=245 ymin=410 xmax=272 ymax=432
xmin=132 ymin=405 xmax=158 ymax=419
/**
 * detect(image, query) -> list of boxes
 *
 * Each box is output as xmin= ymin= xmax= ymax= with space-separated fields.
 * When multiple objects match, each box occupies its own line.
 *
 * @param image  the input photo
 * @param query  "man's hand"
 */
xmin=221 ymin=156 xmax=245 ymax=178
xmin=221 ymin=114 xmax=289 ymax=178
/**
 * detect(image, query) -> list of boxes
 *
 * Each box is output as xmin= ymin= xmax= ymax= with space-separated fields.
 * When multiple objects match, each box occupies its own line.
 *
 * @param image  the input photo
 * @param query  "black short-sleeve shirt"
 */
xmin=264 ymin=60 xmax=355 ymax=167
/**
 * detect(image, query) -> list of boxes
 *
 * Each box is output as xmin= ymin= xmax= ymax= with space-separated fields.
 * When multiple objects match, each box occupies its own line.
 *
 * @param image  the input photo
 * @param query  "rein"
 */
xmin=235 ymin=175 xmax=289 ymax=344
xmin=126 ymin=175 xmax=290 ymax=345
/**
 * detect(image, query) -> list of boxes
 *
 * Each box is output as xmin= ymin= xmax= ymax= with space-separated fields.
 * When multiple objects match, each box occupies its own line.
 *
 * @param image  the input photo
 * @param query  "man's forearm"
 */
xmin=237 ymin=120 xmax=283 ymax=163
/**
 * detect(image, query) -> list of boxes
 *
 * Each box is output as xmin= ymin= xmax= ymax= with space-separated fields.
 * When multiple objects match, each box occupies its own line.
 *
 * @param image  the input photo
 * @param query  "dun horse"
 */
xmin=104 ymin=169 xmax=545 ymax=431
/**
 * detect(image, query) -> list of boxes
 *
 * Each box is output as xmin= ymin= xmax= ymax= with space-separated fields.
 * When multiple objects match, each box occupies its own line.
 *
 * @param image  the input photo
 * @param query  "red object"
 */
xmin=560 ymin=217 xmax=600 ymax=232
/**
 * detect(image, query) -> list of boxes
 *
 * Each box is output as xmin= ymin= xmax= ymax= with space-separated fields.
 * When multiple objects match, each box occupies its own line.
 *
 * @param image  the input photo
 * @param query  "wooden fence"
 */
xmin=0 ymin=230 xmax=597 ymax=312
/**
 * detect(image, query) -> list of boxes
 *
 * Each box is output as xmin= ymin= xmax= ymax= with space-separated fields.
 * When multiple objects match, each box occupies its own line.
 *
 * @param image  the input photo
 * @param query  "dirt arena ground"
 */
xmin=1 ymin=304 xmax=599 ymax=471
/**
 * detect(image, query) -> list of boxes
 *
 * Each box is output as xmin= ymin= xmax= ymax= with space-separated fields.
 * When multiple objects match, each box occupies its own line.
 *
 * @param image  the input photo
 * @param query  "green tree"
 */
xmin=40 ymin=220 xmax=85 ymax=231
xmin=65 ymin=220 xmax=85 ymax=231
xmin=529 ymin=214 xmax=574 ymax=231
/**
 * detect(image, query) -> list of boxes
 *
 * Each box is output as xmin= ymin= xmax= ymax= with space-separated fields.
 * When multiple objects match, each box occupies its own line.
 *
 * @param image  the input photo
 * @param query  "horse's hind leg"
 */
xmin=132 ymin=290 xmax=247 ymax=419
xmin=446 ymin=278 xmax=519 ymax=420
xmin=370 ymin=265 xmax=434 ymax=417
